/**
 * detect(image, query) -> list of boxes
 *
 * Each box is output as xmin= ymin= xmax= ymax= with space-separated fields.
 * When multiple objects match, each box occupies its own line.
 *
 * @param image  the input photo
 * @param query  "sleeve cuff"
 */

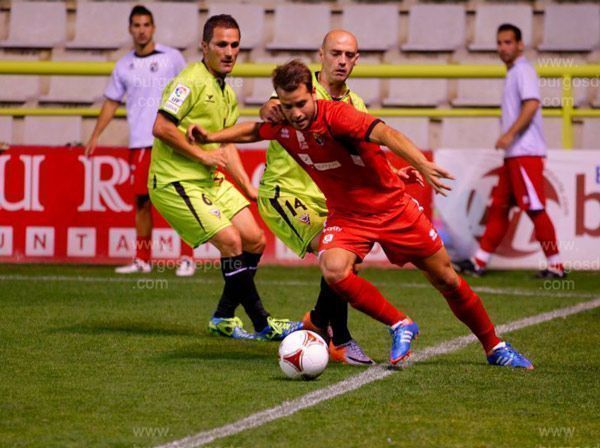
xmin=365 ymin=118 xmax=383 ymax=142
xmin=158 ymin=110 xmax=179 ymax=125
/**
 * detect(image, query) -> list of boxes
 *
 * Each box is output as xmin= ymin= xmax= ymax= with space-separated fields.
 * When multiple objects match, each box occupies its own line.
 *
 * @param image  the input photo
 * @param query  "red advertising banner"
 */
xmin=0 ymin=146 xmax=432 ymax=265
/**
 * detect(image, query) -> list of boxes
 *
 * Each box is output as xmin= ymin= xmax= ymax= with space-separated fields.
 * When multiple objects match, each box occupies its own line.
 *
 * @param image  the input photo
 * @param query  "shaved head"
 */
xmin=321 ymin=29 xmax=358 ymax=52
xmin=318 ymin=29 xmax=360 ymax=90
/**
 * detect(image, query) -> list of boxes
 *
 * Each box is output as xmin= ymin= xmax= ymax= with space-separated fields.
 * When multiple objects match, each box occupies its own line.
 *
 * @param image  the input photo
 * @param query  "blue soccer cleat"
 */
xmin=208 ymin=316 xmax=255 ymax=340
xmin=487 ymin=342 xmax=534 ymax=370
xmin=254 ymin=317 xmax=303 ymax=341
xmin=389 ymin=321 xmax=419 ymax=365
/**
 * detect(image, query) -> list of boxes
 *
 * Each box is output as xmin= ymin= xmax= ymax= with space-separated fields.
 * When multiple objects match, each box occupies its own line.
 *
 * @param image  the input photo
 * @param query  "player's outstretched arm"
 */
xmin=188 ymin=122 xmax=263 ymax=145
xmin=152 ymin=113 xmax=226 ymax=169
xmin=369 ymin=122 xmax=454 ymax=196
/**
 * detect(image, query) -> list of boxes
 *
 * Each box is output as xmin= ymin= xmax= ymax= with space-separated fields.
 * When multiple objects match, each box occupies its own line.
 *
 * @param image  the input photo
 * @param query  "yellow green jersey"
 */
xmin=150 ymin=62 xmax=239 ymax=187
xmin=258 ymin=71 xmax=367 ymax=200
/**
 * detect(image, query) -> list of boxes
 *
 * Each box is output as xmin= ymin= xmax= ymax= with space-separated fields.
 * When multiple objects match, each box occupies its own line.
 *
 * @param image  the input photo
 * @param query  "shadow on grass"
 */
xmin=50 ymin=320 xmax=200 ymax=337
xmin=159 ymin=342 xmax=274 ymax=361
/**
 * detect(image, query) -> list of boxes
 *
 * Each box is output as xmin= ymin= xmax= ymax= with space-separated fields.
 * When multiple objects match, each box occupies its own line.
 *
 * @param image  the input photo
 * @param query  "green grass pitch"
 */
xmin=1 ymin=264 xmax=598 ymax=447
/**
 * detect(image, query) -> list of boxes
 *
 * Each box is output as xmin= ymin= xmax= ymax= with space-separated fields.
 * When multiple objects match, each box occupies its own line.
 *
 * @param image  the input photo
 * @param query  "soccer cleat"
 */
xmin=487 ymin=342 xmax=534 ymax=370
xmin=176 ymin=256 xmax=197 ymax=277
xmin=329 ymin=340 xmax=375 ymax=366
xmin=301 ymin=311 xmax=333 ymax=342
xmin=535 ymin=267 xmax=566 ymax=279
xmin=115 ymin=258 xmax=152 ymax=274
xmin=452 ymin=258 xmax=485 ymax=277
xmin=208 ymin=316 xmax=254 ymax=340
xmin=389 ymin=321 xmax=419 ymax=365
xmin=254 ymin=317 xmax=303 ymax=341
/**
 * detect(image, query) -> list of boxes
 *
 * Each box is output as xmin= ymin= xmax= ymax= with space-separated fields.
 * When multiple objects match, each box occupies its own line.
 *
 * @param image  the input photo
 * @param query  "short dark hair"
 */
xmin=203 ymin=14 xmax=240 ymax=43
xmin=129 ymin=5 xmax=154 ymax=26
xmin=272 ymin=59 xmax=313 ymax=93
xmin=497 ymin=23 xmax=522 ymax=42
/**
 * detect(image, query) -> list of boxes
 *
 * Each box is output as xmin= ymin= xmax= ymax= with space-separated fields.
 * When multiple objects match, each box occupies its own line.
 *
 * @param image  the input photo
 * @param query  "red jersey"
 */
xmin=258 ymin=100 xmax=407 ymax=216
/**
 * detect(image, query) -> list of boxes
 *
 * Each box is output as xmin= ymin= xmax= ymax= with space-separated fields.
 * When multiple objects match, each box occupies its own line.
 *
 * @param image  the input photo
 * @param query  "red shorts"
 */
xmin=319 ymin=197 xmax=443 ymax=266
xmin=129 ymin=147 xmax=151 ymax=196
xmin=492 ymin=156 xmax=546 ymax=211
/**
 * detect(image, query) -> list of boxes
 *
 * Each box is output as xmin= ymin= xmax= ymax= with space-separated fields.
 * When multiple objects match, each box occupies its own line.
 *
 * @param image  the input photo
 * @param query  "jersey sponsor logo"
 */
xmin=164 ymin=83 xmax=191 ymax=114
xmin=323 ymin=226 xmax=342 ymax=233
xmin=298 ymin=153 xmax=313 ymax=165
xmin=350 ymin=154 xmax=365 ymax=167
xmin=314 ymin=161 xmax=341 ymax=171
xmin=205 ymin=94 xmax=215 ymax=103
xmin=150 ymin=61 xmax=158 ymax=72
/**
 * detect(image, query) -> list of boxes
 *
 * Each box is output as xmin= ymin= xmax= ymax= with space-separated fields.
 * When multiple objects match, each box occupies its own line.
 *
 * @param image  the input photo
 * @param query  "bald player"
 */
xmin=256 ymin=31 xmax=421 ymax=365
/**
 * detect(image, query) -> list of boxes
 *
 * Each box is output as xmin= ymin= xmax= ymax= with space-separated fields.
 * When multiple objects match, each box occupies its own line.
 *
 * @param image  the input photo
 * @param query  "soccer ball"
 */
xmin=278 ymin=330 xmax=329 ymax=380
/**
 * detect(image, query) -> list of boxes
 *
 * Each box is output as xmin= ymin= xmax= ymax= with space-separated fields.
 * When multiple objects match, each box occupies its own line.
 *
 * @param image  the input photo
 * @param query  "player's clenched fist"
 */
xmin=187 ymin=124 xmax=209 ymax=144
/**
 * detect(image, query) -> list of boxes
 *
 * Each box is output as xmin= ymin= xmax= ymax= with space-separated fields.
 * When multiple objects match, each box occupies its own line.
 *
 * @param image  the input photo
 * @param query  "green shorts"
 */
xmin=150 ymin=178 xmax=249 ymax=248
xmin=258 ymin=186 xmax=328 ymax=258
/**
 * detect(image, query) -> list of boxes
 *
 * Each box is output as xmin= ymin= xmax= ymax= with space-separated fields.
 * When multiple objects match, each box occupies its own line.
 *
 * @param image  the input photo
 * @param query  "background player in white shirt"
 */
xmin=454 ymin=23 xmax=564 ymax=279
xmin=84 ymin=5 xmax=194 ymax=276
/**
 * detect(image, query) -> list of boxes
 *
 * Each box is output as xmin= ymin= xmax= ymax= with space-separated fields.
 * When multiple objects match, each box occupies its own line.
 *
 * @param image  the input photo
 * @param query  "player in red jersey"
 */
xmin=188 ymin=60 xmax=533 ymax=369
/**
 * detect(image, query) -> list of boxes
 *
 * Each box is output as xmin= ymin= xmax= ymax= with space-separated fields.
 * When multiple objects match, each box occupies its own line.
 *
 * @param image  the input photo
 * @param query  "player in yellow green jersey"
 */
xmin=258 ymin=31 xmax=375 ymax=365
xmin=150 ymin=15 xmax=301 ymax=341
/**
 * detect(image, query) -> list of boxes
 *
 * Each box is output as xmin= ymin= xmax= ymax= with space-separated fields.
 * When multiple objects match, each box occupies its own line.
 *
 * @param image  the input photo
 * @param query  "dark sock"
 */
xmin=310 ymin=277 xmax=333 ymax=329
xmin=214 ymin=255 xmax=269 ymax=331
xmin=311 ymin=278 xmax=352 ymax=346
xmin=243 ymin=251 xmax=262 ymax=278
xmin=330 ymin=293 xmax=352 ymax=346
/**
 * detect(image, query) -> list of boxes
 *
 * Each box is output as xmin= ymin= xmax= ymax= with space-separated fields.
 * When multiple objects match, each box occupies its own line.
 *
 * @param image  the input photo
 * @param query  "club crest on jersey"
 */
xmin=150 ymin=61 xmax=158 ymax=72
xmin=298 ymin=213 xmax=311 ymax=225
xmin=313 ymin=133 xmax=325 ymax=146
xmin=210 ymin=209 xmax=221 ymax=219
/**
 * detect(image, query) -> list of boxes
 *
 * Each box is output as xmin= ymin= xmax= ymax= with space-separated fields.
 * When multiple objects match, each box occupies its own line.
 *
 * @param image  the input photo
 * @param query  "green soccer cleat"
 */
xmin=254 ymin=316 xmax=303 ymax=341
xmin=208 ymin=316 xmax=255 ymax=340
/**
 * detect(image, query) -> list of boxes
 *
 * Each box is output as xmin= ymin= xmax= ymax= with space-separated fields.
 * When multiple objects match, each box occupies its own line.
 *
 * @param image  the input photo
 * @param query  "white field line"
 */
xmin=156 ymin=297 xmax=600 ymax=448
xmin=0 ymin=274 xmax=595 ymax=299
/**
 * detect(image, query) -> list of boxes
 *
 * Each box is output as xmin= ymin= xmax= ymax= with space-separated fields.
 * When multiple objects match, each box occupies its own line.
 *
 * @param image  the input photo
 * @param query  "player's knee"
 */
xmin=432 ymin=264 xmax=460 ymax=291
xmin=244 ymin=228 xmax=266 ymax=254
xmin=320 ymin=258 xmax=352 ymax=285
xmin=215 ymin=229 xmax=243 ymax=257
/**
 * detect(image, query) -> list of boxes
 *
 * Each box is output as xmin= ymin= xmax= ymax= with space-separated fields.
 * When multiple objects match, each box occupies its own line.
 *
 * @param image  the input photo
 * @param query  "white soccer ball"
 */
xmin=278 ymin=330 xmax=329 ymax=380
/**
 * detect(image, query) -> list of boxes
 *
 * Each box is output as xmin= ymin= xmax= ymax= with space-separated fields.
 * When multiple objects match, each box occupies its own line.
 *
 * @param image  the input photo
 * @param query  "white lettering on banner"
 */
xmin=0 ymin=155 xmax=44 ymax=211
xmin=67 ymin=227 xmax=96 ymax=257
xmin=251 ymin=163 xmax=265 ymax=189
xmin=109 ymin=228 xmax=136 ymax=258
xmin=275 ymin=238 xmax=299 ymax=260
xmin=152 ymin=229 xmax=179 ymax=259
xmin=0 ymin=226 xmax=13 ymax=256
xmin=25 ymin=227 xmax=54 ymax=256
xmin=364 ymin=243 xmax=388 ymax=262
xmin=193 ymin=243 xmax=220 ymax=259
xmin=78 ymin=156 xmax=133 ymax=212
